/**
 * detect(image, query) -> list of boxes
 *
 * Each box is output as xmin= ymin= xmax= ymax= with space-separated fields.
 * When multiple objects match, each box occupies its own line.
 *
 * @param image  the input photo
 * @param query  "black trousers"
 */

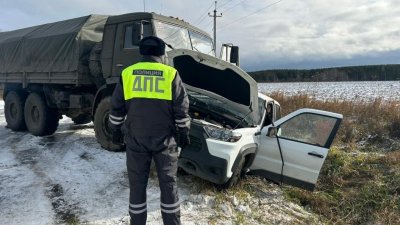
xmin=126 ymin=135 xmax=180 ymax=225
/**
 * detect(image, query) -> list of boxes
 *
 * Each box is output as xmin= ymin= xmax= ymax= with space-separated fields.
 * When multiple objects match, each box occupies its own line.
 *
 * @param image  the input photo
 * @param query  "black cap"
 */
xmin=139 ymin=36 xmax=166 ymax=56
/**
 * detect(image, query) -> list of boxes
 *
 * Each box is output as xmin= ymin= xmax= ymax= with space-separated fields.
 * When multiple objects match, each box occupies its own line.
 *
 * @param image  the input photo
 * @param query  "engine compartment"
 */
xmin=188 ymin=101 xmax=249 ymax=129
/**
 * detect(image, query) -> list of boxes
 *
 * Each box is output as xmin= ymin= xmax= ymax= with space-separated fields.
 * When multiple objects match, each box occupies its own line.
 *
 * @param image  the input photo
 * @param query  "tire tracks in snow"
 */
xmin=8 ymin=130 xmax=83 ymax=224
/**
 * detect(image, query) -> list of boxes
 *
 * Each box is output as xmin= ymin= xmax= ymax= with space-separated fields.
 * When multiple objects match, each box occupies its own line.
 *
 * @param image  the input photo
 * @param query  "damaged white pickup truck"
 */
xmin=168 ymin=50 xmax=343 ymax=190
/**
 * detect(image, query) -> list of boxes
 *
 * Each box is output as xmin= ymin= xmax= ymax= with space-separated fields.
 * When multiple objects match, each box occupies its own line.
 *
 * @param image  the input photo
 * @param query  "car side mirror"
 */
xmin=267 ymin=127 xmax=278 ymax=137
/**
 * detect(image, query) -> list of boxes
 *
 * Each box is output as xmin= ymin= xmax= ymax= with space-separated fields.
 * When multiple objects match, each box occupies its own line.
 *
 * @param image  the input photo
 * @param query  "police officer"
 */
xmin=108 ymin=36 xmax=190 ymax=225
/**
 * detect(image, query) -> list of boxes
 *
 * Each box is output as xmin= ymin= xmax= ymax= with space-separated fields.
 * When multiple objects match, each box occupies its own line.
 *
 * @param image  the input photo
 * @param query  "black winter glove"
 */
xmin=177 ymin=128 xmax=190 ymax=149
xmin=112 ymin=129 xmax=124 ymax=145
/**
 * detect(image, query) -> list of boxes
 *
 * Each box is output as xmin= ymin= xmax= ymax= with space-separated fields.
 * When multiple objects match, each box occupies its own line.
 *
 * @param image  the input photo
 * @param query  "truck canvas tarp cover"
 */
xmin=0 ymin=15 xmax=108 ymax=74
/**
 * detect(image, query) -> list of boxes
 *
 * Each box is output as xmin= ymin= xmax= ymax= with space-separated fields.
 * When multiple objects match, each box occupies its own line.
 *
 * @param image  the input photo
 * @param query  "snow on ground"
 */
xmin=259 ymin=81 xmax=400 ymax=102
xmin=0 ymin=100 xmax=319 ymax=225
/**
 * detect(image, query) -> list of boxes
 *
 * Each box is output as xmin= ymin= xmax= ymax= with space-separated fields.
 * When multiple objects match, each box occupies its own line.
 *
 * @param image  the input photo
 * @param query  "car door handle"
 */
xmin=308 ymin=152 xmax=324 ymax=158
xmin=116 ymin=64 xmax=124 ymax=67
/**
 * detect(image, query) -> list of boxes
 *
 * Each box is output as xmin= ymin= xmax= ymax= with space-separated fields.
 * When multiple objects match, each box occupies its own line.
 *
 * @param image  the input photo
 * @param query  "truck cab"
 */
xmin=93 ymin=13 xmax=227 ymax=150
xmin=100 ymin=13 xmax=215 ymax=82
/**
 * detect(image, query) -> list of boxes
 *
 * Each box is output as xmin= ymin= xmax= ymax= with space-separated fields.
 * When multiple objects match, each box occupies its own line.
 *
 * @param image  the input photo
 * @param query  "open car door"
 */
xmin=251 ymin=108 xmax=343 ymax=191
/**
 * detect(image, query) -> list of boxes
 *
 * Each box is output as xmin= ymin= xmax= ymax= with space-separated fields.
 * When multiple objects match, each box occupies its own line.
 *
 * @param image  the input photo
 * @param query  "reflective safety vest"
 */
xmin=121 ymin=62 xmax=177 ymax=101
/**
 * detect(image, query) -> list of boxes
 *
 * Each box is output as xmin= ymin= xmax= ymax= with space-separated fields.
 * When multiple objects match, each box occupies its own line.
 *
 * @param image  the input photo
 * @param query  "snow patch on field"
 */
xmin=259 ymin=81 xmax=400 ymax=102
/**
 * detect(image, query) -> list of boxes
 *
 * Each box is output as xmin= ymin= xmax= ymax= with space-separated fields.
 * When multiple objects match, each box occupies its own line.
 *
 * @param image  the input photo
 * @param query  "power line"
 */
xmin=217 ymin=0 xmax=235 ymax=10
xmin=219 ymin=0 xmax=284 ymax=31
xmin=204 ymin=20 xmax=214 ymax=32
xmin=193 ymin=2 xmax=215 ymax=26
xmin=221 ymin=0 xmax=248 ymax=14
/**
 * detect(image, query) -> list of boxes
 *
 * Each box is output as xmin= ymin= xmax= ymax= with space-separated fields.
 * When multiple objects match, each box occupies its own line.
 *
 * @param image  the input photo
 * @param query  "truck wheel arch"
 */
xmin=92 ymin=84 xmax=114 ymax=117
xmin=3 ymin=83 xmax=24 ymax=100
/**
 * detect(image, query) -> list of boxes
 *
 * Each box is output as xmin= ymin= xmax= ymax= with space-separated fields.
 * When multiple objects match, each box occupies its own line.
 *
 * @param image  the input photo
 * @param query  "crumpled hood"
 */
xmin=167 ymin=49 xmax=259 ymax=125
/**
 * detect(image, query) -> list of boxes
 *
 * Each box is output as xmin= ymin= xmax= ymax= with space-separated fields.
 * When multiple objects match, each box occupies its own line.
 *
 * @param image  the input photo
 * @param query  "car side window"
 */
xmin=278 ymin=113 xmax=338 ymax=147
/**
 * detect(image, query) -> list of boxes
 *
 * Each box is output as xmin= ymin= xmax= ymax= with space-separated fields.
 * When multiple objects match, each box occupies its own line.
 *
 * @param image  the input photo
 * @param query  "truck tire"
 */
xmin=4 ymin=91 xmax=27 ymax=131
xmin=24 ymin=93 xmax=59 ymax=136
xmin=94 ymin=97 xmax=124 ymax=151
xmin=220 ymin=156 xmax=246 ymax=189
xmin=89 ymin=42 xmax=103 ymax=77
xmin=72 ymin=114 xmax=92 ymax=125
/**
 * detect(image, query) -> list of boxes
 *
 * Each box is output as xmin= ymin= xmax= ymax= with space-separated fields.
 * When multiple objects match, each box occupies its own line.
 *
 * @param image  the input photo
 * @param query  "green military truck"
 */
xmin=0 ymin=12 xmax=237 ymax=151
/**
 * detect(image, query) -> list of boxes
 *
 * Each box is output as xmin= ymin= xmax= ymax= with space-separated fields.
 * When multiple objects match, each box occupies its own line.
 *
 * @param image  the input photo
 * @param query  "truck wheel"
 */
xmin=220 ymin=156 xmax=246 ymax=189
xmin=4 ymin=91 xmax=27 ymax=131
xmin=24 ymin=93 xmax=59 ymax=136
xmin=72 ymin=114 xmax=92 ymax=125
xmin=94 ymin=97 xmax=124 ymax=151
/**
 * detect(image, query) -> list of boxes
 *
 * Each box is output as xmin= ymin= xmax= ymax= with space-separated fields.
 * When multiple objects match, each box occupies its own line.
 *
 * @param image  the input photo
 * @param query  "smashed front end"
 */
xmin=168 ymin=50 xmax=259 ymax=183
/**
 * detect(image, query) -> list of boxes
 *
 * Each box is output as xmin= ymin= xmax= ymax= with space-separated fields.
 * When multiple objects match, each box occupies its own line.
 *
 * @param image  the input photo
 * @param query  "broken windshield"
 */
xmin=154 ymin=21 xmax=215 ymax=56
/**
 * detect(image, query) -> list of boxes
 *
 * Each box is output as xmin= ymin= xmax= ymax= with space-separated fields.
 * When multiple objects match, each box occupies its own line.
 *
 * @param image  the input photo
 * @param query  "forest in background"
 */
xmin=248 ymin=64 xmax=400 ymax=82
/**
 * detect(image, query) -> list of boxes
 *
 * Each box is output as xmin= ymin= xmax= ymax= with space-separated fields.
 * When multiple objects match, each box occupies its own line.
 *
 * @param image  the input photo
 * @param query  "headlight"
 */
xmin=203 ymin=126 xmax=242 ymax=142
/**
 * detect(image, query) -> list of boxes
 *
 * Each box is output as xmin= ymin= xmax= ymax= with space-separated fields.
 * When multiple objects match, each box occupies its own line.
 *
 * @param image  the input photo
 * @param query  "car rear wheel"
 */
xmin=24 ymin=93 xmax=59 ymax=136
xmin=4 ymin=91 xmax=27 ymax=131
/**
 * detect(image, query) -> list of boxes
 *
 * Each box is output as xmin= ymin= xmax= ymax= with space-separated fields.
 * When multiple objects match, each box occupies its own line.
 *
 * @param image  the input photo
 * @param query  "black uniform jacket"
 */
xmin=109 ymin=55 xmax=190 ymax=138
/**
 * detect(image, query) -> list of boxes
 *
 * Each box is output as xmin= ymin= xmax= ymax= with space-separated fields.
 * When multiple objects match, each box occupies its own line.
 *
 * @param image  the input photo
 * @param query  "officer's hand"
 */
xmin=112 ymin=129 xmax=124 ymax=145
xmin=178 ymin=129 xmax=190 ymax=149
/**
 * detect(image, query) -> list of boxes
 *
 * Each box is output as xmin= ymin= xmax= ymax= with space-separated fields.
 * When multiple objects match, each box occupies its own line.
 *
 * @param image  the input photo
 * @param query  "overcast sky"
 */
xmin=1 ymin=0 xmax=399 ymax=71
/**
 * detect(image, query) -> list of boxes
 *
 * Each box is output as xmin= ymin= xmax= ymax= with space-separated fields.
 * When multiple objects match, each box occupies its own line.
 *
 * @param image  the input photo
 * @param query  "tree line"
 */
xmin=248 ymin=64 xmax=400 ymax=82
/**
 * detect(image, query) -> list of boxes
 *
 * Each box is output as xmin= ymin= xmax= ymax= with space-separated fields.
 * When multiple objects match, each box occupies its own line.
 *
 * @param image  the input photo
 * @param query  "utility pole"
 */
xmin=209 ymin=1 xmax=222 ymax=52
xmin=143 ymin=0 xmax=146 ymax=12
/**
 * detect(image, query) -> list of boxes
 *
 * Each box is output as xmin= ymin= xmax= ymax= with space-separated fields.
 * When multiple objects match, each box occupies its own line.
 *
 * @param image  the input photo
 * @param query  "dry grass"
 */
xmin=270 ymin=92 xmax=400 ymax=224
